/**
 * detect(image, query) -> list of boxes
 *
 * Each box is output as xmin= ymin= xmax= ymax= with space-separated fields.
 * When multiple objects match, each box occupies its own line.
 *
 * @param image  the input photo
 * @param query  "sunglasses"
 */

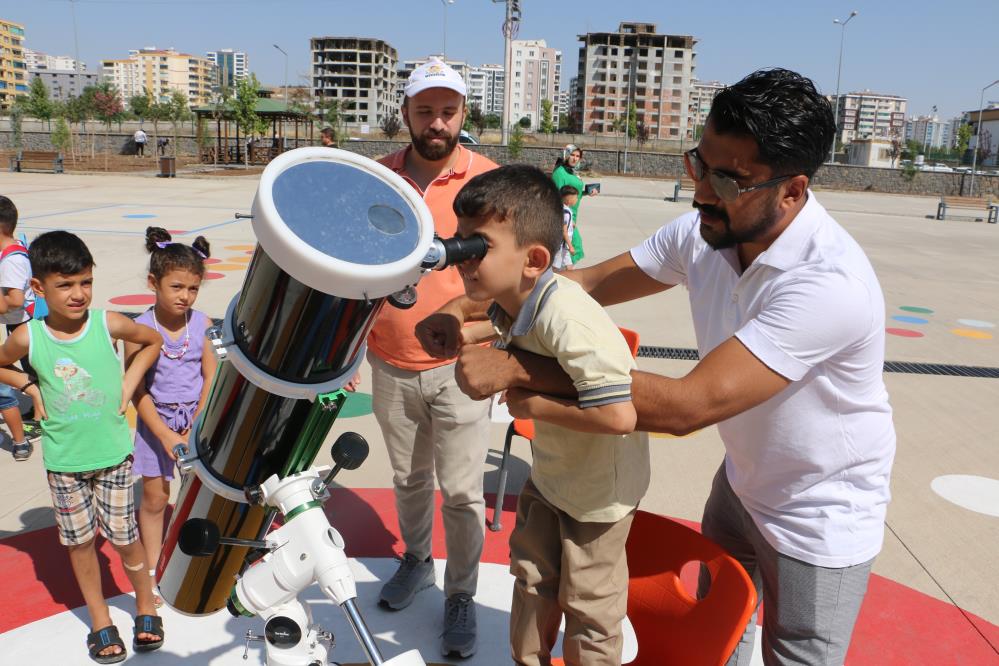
xmin=684 ymin=148 xmax=793 ymax=203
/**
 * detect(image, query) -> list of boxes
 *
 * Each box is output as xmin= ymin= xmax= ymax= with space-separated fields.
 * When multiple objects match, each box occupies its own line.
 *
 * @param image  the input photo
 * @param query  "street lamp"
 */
xmin=969 ymin=79 xmax=999 ymax=197
xmin=830 ymin=10 xmax=858 ymax=163
xmin=922 ymin=105 xmax=937 ymax=161
xmin=273 ymin=44 xmax=288 ymax=107
xmin=440 ymin=0 xmax=455 ymax=61
xmin=492 ymin=0 xmax=521 ymax=146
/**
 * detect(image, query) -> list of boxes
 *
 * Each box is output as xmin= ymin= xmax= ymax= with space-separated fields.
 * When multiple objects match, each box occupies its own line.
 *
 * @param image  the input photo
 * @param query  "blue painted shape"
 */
xmin=892 ymin=315 xmax=929 ymax=325
xmin=123 ymin=213 xmax=157 ymax=219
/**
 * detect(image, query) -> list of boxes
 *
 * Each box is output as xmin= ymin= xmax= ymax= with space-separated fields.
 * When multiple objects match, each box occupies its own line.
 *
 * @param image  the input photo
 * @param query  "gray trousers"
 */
xmin=699 ymin=464 xmax=874 ymax=666
xmin=369 ymin=352 xmax=491 ymax=598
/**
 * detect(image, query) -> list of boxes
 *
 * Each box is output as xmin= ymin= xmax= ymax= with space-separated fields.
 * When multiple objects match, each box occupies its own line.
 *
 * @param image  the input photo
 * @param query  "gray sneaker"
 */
xmin=12 ymin=440 xmax=33 ymax=462
xmin=379 ymin=553 xmax=435 ymax=610
xmin=441 ymin=593 xmax=477 ymax=658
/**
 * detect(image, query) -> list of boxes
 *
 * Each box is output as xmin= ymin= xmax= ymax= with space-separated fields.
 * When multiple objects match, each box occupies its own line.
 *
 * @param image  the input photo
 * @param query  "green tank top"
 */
xmin=28 ymin=310 xmax=132 ymax=472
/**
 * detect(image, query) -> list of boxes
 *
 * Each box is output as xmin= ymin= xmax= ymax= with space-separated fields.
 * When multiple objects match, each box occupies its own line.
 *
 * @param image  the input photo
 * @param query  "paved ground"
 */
xmin=0 ymin=165 xmax=997 ymax=664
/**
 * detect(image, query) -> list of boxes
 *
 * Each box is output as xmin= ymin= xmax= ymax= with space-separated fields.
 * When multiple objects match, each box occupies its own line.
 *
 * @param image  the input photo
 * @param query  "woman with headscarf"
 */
xmin=552 ymin=144 xmax=596 ymax=264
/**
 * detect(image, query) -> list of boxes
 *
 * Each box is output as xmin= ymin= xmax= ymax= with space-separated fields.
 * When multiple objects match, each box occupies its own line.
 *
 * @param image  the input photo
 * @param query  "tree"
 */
xmin=129 ymin=92 xmax=151 ymax=122
xmin=167 ymin=89 xmax=192 ymax=157
xmin=635 ymin=121 xmax=650 ymax=148
xmin=518 ymin=115 xmax=531 ymax=128
xmin=467 ymin=102 xmax=486 ymax=136
xmin=956 ymin=123 xmax=972 ymax=160
xmin=976 ymin=129 xmax=993 ymax=167
xmin=540 ymin=99 xmax=555 ymax=134
xmin=887 ymin=135 xmax=902 ymax=168
xmin=232 ymin=74 xmax=267 ymax=167
xmin=92 ymin=82 xmax=125 ymax=170
xmin=380 ymin=113 xmax=402 ymax=140
xmin=207 ymin=86 xmax=232 ymax=169
xmin=315 ymin=97 xmax=354 ymax=145
xmin=51 ymin=116 xmax=71 ymax=157
xmin=26 ymin=76 xmax=54 ymax=129
xmin=484 ymin=113 xmax=502 ymax=130
xmin=9 ymin=99 xmax=25 ymax=151
xmin=508 ymin=123 xmax=524 ymax=159
xmin=557 ymin=111 xmax=572 ymax=133
xmin=611 ymin=103 xmax=638 ymax=139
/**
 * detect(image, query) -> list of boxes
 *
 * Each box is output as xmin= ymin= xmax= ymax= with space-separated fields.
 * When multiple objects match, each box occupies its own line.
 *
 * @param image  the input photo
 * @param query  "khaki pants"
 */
xmin=369 ymin=352 xmax=491 ymax=597
xmin=510 ymin=478 xmax=634 ymax=666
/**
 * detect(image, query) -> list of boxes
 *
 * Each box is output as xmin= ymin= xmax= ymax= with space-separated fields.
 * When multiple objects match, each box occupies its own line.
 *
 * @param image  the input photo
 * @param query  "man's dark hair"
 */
xmin=559 ymin=185 xmax=578 ymax=198
xmin=707 ymin=68 xmax=835 ymax=179
xmin=454 ymin=164 xmax=564 ymax=258
xmin=0 ymin=195 xmax=17 ymax=235
xmin=29 ymin=230 xmax=95 ymax=279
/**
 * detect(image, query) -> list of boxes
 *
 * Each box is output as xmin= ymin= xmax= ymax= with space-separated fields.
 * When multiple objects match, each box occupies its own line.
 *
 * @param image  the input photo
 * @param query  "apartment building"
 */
xmin=312 ymin=36 xmax=399 ymax=128
xmin=831 ymin=90 xmax=907 ymax=145
xmin=0 ymin=18 xmax=27 ymax=110
xmin=24 ymin=48 xmax=83 ymax=72
xmin=206 ymin=49 xmax=248 ymax=90
xmin=102 ymin=47 xmax=216 ymax=106
xmin=467 ymin=63 xmax=504 ymax=116
xmin=509 ymin=39 xmax=561 ymax=131
xmin=29 ymin=68 xmax=101 ymax=101
xmin=574 ymin=22 xmax=696 ymax=141
xmin=688 ymin=79 xmax=724 ymax=134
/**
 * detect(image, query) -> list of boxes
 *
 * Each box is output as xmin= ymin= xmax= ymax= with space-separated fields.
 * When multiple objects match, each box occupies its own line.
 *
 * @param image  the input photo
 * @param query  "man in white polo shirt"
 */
xmin=421 ymin=68 xmax=896 ymax=665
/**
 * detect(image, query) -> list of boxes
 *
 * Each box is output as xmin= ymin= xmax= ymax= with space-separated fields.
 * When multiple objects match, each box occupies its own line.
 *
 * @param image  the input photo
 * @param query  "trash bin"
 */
xmin=158 ymin=155 xmax=176 ymax=178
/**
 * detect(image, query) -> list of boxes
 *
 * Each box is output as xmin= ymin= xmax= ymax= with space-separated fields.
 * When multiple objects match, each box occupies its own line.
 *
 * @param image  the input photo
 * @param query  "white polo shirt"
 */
xmin=631 ymin=192 xmax=895 ymax=567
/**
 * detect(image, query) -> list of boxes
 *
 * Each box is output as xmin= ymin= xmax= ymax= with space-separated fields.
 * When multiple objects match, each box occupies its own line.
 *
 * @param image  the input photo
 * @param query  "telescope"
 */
xmin=156 ymin=148 xmax=482 ymax=664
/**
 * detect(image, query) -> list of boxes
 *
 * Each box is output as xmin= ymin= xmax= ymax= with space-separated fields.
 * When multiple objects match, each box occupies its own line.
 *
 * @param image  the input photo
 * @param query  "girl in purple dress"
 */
xmin=125 ymin=227 xmax=215 ymax=607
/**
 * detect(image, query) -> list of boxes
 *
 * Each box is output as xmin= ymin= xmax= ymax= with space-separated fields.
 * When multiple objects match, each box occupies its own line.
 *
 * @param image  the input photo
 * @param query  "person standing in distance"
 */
xmin=422 ymin=68 xmax=896 ymax=666
xmin=367 ymin=58 xmax=497 ymax=659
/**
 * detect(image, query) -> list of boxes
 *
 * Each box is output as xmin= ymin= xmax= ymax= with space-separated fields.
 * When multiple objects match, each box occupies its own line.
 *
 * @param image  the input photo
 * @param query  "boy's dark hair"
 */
xmin=559 ymin=185 xmax=578 ymax=198
xmin=29 ymin=230 xmax=95 ymax=279
xmin=320 ymin=127 xmax=334 ymax=141
xmin=707 ymin=68 xmax=835 ymax=180
xmin=0 ymin=195 xmax=17 ymax=235
xmin=454 ymin=164 xmax=564 ymax=258
xmin=145 ymin=227 xmax=210 ymax=280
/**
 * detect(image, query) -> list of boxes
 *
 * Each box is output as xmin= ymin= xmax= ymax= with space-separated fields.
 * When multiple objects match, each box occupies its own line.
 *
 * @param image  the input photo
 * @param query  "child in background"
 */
xmin=0 ymin=230 xmax=164 ymax=663
xmin=0 ymin=195 xmax=42 ymax=460
xmin=552 ymin=185 xmax=578 ymax=272
xmin=451 ymin=165 xmax=649 ymax=665
xmin=125 ymin=227 xmax=215 ymax=608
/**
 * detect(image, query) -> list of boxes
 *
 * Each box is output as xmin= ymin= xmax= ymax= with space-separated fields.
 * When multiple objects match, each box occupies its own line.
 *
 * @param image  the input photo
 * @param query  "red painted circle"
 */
xmin=108 ymin=294 xmax=155 ymax=306
xmin=168 ymin=230 xmax=186 ymax=235
xmin=245 ymin=250 xmax=254 ymax=255
xmin=203 ymin=257 xmax=221 ymax=264
xmin=204 ymin=272 xmax=225 ymax=280
xmin=886 ymin=328 xmax=924 ymax=338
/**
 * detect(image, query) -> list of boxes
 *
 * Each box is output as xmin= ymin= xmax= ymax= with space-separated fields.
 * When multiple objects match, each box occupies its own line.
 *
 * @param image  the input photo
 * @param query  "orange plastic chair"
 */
xmin=490 ymin=327 xmax=640 ymax=532
xmin=551 ymin=510 xmax=757 ymax=666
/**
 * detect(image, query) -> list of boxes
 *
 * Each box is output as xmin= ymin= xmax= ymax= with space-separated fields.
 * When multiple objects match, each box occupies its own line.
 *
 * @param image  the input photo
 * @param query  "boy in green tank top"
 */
xmin=0 ymin=231 xmax=164 ymax=664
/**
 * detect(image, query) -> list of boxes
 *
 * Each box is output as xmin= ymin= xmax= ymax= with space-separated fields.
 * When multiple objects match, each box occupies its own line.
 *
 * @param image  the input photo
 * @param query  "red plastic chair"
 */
xmin=490 ymin=327 xmax=640 ymax=532
xmin=551 ymin=510 xmax=757 ymax=666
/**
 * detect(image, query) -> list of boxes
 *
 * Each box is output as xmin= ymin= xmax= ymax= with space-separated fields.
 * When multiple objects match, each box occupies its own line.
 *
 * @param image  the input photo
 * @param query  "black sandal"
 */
xmin=86 ymin=625 xmax=127 ymax=664
xmin=133 ymin=614 xmax=164 ymax=652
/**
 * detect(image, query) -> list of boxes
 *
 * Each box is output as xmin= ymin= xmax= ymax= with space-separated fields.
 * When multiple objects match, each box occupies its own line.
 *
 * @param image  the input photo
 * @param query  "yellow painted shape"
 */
xmin=209 ymin=263 xmax=247 ymax=271
xmin=951 ymin=328 xmax=993 ymax=340
xmin=225 ymin=255 xmax=251 ymax=263
xmin=224 ymin=244 xmax=256 ymax=251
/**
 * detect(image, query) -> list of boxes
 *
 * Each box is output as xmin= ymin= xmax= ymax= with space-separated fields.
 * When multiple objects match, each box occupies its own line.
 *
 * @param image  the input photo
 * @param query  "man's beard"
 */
xmin=409 ymin=124 xmax=459 ymax=161
xmin=694 ymin=193 xmax=781 ymax=250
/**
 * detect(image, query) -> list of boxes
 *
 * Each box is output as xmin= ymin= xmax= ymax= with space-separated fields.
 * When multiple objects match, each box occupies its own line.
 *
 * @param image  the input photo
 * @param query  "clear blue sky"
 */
xmin=8 ymin=0 xmax=999 ymax=120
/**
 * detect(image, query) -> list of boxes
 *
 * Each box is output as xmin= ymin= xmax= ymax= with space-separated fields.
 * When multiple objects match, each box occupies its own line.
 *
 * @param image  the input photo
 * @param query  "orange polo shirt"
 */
xmin=368 ymin=144 xmax=498 ymax=371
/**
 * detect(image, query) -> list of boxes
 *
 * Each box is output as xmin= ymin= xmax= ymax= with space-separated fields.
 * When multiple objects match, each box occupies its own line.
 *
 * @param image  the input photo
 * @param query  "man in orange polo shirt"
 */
xmin=367 ymin=58 xmax=497 ymax=659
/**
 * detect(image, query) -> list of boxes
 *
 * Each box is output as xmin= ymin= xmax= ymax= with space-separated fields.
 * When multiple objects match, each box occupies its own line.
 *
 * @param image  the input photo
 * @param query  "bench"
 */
xmin=936 ymin=196 xmax=997 ymax=224
xmin=666 ymin=175 xmax=696 ymax=202
xmin=9 ymin=150 xmax=64 ymax=174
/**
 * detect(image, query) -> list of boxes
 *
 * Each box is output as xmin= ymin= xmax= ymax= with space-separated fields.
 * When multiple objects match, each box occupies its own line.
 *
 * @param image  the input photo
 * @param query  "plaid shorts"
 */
xmin=47 ymin=456 xmax=138 ymax=547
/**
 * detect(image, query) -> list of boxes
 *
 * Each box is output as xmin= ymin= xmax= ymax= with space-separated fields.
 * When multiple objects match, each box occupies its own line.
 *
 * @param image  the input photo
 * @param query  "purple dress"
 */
xmin=132 ymin=309 xmax=208 ymax=480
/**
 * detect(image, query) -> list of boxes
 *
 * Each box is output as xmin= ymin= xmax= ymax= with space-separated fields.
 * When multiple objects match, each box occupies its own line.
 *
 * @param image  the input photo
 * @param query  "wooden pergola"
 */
xmin=192 ymin=98 xmax=315 ymax=165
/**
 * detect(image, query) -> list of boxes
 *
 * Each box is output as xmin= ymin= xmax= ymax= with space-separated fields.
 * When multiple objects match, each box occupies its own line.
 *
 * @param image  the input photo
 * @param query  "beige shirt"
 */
xmin=490 ymin=272 xmax=650 ymax=522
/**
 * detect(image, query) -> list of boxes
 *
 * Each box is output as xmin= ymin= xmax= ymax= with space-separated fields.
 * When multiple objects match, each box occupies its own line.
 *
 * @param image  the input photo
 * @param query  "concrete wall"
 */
xmin=5 ymin=129 xmax=999 ymax=198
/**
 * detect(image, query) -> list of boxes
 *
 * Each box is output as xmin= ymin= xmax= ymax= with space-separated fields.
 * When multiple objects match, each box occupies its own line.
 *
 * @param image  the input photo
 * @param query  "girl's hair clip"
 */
xmin=156 ymin=240 xmax=207 ymax=260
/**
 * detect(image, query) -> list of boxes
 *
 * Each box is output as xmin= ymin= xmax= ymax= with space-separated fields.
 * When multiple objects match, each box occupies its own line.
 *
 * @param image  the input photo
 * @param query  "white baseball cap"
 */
xmin=405 ymin=58 xmax=467 ymax=98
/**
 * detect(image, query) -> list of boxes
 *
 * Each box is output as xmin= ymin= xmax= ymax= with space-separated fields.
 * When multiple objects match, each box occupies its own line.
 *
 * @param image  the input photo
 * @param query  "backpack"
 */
xmin=2 ymin=234 xmax=46 ymax=319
